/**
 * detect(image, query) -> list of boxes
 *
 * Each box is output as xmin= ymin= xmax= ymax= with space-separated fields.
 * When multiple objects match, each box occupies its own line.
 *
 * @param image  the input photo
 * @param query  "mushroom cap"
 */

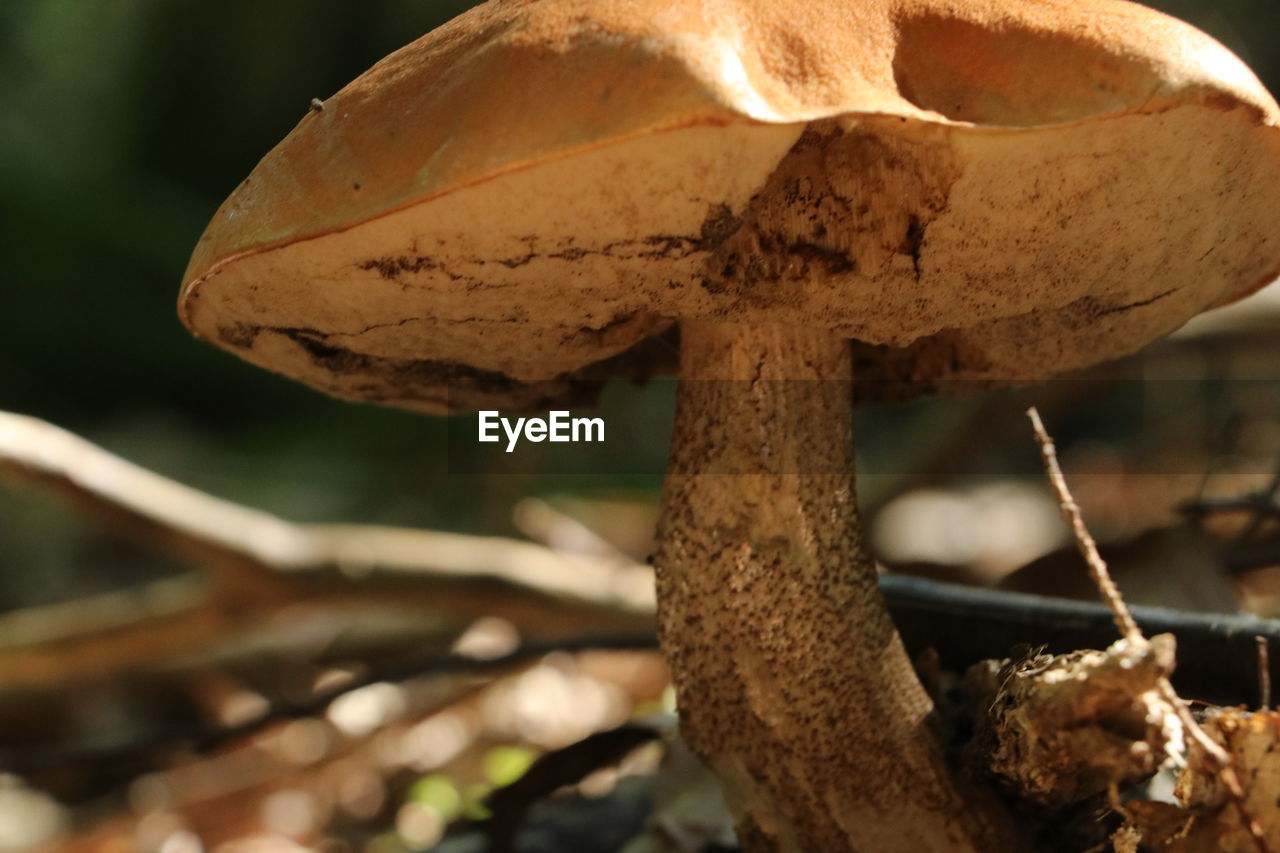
xmin=180 ymin=0 xmax=1280 ymax=413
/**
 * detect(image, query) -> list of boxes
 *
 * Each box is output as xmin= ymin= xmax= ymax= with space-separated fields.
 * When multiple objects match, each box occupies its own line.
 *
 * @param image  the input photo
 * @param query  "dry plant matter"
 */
xmin=0 ymin=410 xmax=654 ymax=691
xmin=0 ymin=410 xmax=653 ymax=615
xmin=969 ymin=634 xmax=1183 ymax=808
xmin=11 ymin=406 xmax=1280 ymax=851
xmin=1026 ymin=408 xmax=1274 ymax=853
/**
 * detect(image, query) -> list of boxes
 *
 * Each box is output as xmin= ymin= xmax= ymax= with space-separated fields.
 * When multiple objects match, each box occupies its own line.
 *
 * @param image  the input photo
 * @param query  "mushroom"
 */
xmin=179 ymin=0 xmax=1280 ymax=849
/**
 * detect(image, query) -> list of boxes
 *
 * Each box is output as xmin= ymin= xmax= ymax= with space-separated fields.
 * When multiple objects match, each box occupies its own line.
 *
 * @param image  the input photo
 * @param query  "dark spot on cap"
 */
xmin=789 ymin=241 xmax=856 ymax=275
xmin=218 ymin=323 xmax=261 ymax=349
xmin=901 ymin=215 xmax=925 ymax=278
xmin=697 ymin=203 xmax=743 ymax=251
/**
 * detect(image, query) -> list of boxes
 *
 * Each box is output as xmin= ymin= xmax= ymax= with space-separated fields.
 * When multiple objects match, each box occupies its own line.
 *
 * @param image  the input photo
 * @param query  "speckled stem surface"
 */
xmin=654 ymin=321 xmax=1020 ymax=852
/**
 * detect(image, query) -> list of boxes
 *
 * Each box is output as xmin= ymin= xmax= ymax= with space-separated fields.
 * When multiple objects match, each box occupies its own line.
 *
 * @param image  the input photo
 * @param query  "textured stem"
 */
xmin=655 ymin=321 xmax=1019 ymax=852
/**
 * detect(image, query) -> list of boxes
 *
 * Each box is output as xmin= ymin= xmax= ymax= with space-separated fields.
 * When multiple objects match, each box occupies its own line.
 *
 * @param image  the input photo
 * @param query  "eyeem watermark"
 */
xmin=478 ymin=410 xmax=605 ymax=452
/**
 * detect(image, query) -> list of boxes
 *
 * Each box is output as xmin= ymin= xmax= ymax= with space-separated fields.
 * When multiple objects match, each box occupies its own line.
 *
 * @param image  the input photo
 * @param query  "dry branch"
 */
xmin=0 ymin=410 xmax=655 ymax=690
xmin=0 ymin=411 xmax=653 ymax=609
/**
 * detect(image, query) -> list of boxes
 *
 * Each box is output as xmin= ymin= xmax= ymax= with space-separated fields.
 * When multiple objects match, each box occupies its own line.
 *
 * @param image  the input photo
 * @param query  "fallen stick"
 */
xmin=0 ymin=411 xmax=656 ymax=689
xmin=0 ymin=410 xmax=653 ymax=613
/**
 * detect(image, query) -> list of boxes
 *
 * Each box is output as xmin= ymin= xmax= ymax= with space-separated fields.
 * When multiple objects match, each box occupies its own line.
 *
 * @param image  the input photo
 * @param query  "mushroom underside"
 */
xmin=184 ymin=104 xmax=1280 ymax=414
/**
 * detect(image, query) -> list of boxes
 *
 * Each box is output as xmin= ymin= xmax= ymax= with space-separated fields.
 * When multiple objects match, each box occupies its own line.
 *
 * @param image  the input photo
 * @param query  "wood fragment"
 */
xmin=1121 ymin=709 xmax=1280 ymax=851
xmin=967 ymin=634 xmax=1180 ymax=807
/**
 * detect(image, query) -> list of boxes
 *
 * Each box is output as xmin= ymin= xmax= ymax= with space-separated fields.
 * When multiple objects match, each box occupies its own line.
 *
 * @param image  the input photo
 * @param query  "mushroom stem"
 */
xmin=655 ymin=321 xmax=1018 ymax=852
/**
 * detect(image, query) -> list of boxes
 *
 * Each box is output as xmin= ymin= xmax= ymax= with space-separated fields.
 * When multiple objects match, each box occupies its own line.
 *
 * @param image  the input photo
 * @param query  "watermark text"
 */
xmin=477 ymin=410 xmax=605 ymax=452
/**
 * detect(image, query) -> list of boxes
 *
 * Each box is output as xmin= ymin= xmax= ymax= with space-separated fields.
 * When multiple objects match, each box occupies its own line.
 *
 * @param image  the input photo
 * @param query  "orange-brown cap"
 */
xmin=180 ymin=0 xmax=1280 ymax=412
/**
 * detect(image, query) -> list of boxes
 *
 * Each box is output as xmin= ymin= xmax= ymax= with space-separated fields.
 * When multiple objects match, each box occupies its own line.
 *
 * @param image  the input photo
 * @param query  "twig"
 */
xmin=481 ymin=723 xmax=661 ymax=853
xmin=513 ymin=497 xmax=638 ymax=567
xmin=1259 ymin=636 xmax=1272 ymax=712
xmin=1026 ymin=407 xmax=1141 ymax=642
xmin=1233 ymin=460 xmax=1280 ymax=545
xmin=1027 ymin=407 xmax=1271 ymax=853
xmin=0 ymin=411 xmax=653 ymax=613
xmin=1179 ymin=459 xmax=1280 ymax=575
xmin=0 ymin=411 xmax=655 ymax=688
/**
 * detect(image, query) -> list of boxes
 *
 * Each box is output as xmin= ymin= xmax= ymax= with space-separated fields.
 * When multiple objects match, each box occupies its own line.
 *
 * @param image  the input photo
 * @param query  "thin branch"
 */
xmin=0 ymin=411 xmax=656 ymax=689
xmin=1233 ymin=460 xmax=1280 ymax=545
xmin=1027 ymin=407 xmax=1271 ymax=853
xmin=1259 ymin=636 xmax=1272 ymax=712
xmin=1026 ymin=407 xmax=1141 ymax=642
xmin=0 ymin=410 xmax=653 ymax=614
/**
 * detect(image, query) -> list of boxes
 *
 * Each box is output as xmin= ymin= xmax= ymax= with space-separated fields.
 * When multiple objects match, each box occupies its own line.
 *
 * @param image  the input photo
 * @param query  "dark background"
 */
xmin=2 ymin=0 xmax=1279 ymax=610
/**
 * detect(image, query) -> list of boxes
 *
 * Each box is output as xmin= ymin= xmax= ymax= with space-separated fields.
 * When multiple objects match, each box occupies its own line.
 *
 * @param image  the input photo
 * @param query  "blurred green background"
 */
xmin=2 ymin=0 xmax=1279 ymax=611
